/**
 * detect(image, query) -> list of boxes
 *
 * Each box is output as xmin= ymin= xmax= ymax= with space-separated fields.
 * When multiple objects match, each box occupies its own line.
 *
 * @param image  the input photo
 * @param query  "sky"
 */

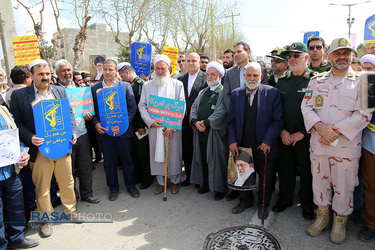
xmin=3 ymin=0 xmax=375 ymax=61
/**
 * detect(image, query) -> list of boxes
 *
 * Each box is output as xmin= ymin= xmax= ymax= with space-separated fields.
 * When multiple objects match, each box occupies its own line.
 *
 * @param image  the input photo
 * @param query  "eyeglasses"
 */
xmin=308 ymin=45 xmax=323 ymax=51
xmin=177 ymin=60 xmax=185 ymax=63
xmin=271 ymin=58 xmax=284 ymax=63
xmin=286 ymin=53 xmax=301 ymax=60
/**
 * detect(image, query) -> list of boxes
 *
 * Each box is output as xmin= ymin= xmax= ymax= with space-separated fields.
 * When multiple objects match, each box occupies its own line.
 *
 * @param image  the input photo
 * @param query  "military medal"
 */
xmin=315 ymin=95 xmax=323 ymax=107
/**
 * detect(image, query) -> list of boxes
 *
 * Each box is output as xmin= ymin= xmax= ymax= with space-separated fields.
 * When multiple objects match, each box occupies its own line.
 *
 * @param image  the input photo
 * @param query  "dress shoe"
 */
xmin=272 ymin=202 xmax=292 ymax=213
xmin=8 ymin=238 xmax=39 ymax=249
xmin=128 ymin=188 xmax=140 ymax=198
xmin=40 ymin=223 xmax=53 ymax=237
xmin=231 ymin=202 xmax=252 ymax=214
xmin=302 ymin=206 xmax=314 ymax=220
xmin=258 ymin=208 xmax=269 ymax=219
xmin=68 ymin=211 xmax=85 ymax=223
xmin=140 ymin=181 xmax=153 ymax=190
xmin=226 ymin=190 xmax=240 ymax=201
xmin=154 ymin=185 xmax=164 ymax=195
xmin=214 ymin=192 xmax=226 ymax=201
xmin=358 ymin=226 xmax=375 ymax=242
xmin=108 ymin=191 xmax=119 ymax=201
xmin=197 ymin=186 xmax=210 ymax=194
xmin=171 ymin=183 xmax=180 ymax=194
xmin=92 ymin=157 xmax=102 ymax=164
xmin=82 ymin=196 xmax=100 ymax=204
xmin=350 ymin=209 xmax=366 ymax=227
xmin=181 ymin=179 xmax=190 ymax=187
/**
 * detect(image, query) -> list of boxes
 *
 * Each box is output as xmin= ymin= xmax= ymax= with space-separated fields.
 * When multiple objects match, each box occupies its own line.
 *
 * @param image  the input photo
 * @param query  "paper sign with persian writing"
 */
xmin=32 ymin=99 xmax=73 ymax=159
xmin=0 ymin=128 xmax=21 ymax=168
xmin=163 ymin=46 xmax=179 ymax=75
xmin=131 ymin=42 xmax=152 ymax=77
xmin=12 ymin=35 xmax=40 ymax=65
xmin=65 ymin=87 xmax=95 ymax=118
xmin=364 ymin=14 xmax=375 ymax=43
xmin=96 ymin=86 xmax=129 ymax=137
xmin=148 ymin=95 xmax=186 ymax=130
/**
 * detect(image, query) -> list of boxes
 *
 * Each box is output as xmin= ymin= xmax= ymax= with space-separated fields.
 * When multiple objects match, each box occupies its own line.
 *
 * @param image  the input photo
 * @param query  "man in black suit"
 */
xmin=178 ymin=52 xmax=207 ymax=186
xmin=10 ymin=59 xmax=78 ymax=238
xmin=91 ymin=59 xmax=139 ymax=201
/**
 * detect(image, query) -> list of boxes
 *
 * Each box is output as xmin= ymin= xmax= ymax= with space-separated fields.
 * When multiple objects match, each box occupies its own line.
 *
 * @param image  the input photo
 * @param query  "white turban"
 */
xmin=244 ymin=62 xmax=261 ymax=74
xmin=154 ymin=54 xmax=171 ymax=67
xmin=117 ymin=62 xmax=131 ymax=70
xmin=30 ymin=59 xmax=48 ymax=69
xmin=361 ymin=54 xmax=375 ymax=67
xmin=206 ymin=61 xmax=224 ymax=75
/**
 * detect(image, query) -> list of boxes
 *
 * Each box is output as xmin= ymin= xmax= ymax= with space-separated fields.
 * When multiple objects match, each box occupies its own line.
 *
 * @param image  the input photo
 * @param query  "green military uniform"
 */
xmin=131 ymin=76 xmax=153 ymax=187
xmin=190 ymin=85 xmax=222 ymax=188
xmin=308 ymin=58 xmax=331 ymax=73
xmin=275 ymin=65 xmax=314 ymax=208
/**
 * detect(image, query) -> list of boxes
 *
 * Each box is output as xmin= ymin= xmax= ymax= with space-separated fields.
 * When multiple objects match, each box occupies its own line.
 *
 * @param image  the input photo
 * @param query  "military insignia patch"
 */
xmin=347 ymin=73 xmax=354 ymax=77
xmin=315 ymin=95 xmax=323 ymax=107
xmin=304 ymin=91 xmax=312 ymax=99
xmin=291 ymin=43 xmax=297 ymax=49
xmin=339 ymin=38 xmax=347 ymax=47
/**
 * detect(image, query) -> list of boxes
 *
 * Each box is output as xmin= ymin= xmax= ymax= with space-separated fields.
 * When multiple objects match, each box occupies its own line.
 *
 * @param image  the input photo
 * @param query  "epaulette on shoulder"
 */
xmin=355 ymin=72 xmax=361 ymax=77
xmin=311 ymin=72 xmax=325 ymax=80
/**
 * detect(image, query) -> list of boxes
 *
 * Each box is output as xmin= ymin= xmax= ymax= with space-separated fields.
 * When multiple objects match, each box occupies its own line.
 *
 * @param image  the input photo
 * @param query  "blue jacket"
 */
xmin=228 ymin=84 xmax=283 ymax=160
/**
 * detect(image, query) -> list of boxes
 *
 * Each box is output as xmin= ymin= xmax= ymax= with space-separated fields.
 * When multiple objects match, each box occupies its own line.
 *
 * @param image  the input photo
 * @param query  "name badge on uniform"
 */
xmin=315 ymin=85 xmax=328 ymax=89
xmin=315 ymin=95 xmax=323 ymax=107
xmin=211 ymin=105 xmax=216 ymax=110
xmin=304 ymin=90 xmax=312 ymax=99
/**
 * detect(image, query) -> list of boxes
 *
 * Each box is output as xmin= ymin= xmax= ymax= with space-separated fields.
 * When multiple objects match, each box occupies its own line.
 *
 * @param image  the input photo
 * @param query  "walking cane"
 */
xmin=261 ymin=153 xmax=268 ymax=228
xmin=163 ymin=136 xmax=170 ymax=201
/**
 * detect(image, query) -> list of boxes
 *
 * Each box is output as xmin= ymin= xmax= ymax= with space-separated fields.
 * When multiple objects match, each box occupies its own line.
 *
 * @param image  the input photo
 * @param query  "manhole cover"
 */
xmin=205 ymin=226 xmax=281 ymax=250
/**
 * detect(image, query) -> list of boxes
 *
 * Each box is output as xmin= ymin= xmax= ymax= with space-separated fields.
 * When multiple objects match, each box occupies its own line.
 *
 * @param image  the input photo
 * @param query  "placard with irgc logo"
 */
xmin=131 ymin=42 xmax=152 ymax=77
xmin=32 ymin=99 xmax=73 ymax=159
xmin=96 ymin=86 xmax=129 ymax=137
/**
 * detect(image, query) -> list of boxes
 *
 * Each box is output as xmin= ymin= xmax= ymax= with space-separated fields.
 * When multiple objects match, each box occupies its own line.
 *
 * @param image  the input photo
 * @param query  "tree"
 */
xmin=115 ymin=46 xmax=131 ymax=63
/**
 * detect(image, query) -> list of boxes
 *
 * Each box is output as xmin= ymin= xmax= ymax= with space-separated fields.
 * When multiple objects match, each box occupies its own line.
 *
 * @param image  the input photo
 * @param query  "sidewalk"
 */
xmin=24 ymin=163 xmax=372 ymax=250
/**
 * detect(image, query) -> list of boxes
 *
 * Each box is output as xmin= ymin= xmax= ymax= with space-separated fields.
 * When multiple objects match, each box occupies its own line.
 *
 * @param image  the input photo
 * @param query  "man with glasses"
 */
xmin=266 ymin=48 xmax=289 ymax=87
xmin=307 ymin=36 xmax=331 ymax=73
xmin=200 ymin=55 xmax=210 ymax=73
xmin=273 ymin=42 xmax=316 ymax=221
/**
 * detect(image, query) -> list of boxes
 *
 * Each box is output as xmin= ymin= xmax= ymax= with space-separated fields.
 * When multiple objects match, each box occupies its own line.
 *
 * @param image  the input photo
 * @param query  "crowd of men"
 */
xmin=0 ymin=35 xmax=375 ymax=248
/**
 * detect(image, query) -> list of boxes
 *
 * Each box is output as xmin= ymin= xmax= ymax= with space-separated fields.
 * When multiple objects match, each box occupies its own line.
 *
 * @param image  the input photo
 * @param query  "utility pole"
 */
xmin=210 ymin=2 xmax=216 ymax=60
xmin=224 ymin=12 xmax=240 ymax=40
xmin=0 ymin=0 xmax=17 ymax=80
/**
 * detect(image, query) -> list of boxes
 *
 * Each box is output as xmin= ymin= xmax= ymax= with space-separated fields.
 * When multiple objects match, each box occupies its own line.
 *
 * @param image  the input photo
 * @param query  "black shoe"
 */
xmin=272 ymin=202 xmax=292 ymax=213
xmin=140 ymin=182 xmax=153 ymax=190
xmin=82 ymin=196 xmax=100 ymax=204
xmin=108 ymin=191 xmax=119 ymax=201
xmin=52 ymin=197 xmax=62 ymax=208
xmin=358 ymin=227 xmax=375 ymax=242
xmin=351 ymin=209 xmax=366 ymax=227
xmin=231 ymin=202 xmax=252 ymax=214
xmin=226 ymin=190 xmax=240 ymax=201
xmin=8 ymin=238 xmax=39 ymax=249
xmin=195 ymin=184 xmax=200 ymax=189
xmin=258 ymin=208 xmax=269 ymax=219
xmin=197 ymin=186 xmax=210 ymax=194
xmin=181 ymin=179 xmax=190 ymax=187
xmin=302 ymin=206 xmax=314 ymax=220
xmin=214 ymin=192 xmax=226 ymax=201
xmin=128 ymin=188 xmax=140 ymax=198
xmin=92 ymin=157 xmax=102 ymax=164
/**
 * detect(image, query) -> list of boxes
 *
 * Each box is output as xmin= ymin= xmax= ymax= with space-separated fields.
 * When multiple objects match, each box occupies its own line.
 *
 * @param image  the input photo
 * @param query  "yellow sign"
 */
xmin=163 ymin=46 xmax=179 ymax=76
xmin=12 ymin=35 xmax=40 ymax=65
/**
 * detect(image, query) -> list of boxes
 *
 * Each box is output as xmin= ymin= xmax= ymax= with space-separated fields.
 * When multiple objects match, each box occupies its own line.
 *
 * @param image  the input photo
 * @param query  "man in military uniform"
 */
xmin=273 ymin=42 xmax=315 ymax=221
xmin=307 ymin=36 xmax=331 ymax=73
xmin=266 ymin=48 xmax=289 ymax=87
xmin=118 ymin=64 xmax=153 ymax=189
xmin=301 ymin=38 xmax=371 ymax=244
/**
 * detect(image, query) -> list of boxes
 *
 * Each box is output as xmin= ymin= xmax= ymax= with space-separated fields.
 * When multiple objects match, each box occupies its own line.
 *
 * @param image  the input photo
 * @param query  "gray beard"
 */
xmin=154 ymin=74 xmax=170 ymax=87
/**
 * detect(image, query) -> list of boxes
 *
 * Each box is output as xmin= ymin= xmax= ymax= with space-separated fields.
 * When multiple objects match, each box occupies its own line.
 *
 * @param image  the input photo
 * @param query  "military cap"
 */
xmin=288 ymin=42 xmax=308 ymax=53
xmin=266 ymin=48 xmax=287 ymax=61
xmin=329 ymin=38 xmax=356 ymax=53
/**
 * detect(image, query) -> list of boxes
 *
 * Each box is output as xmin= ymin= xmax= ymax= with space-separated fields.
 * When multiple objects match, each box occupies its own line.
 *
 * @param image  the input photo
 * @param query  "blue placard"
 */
xmin=303 ymin=31 xmax=320 ymax=44
xmin=131 ymin=42 xmax=152 ymax=77
xmin=32 ymin=99 xmax=73 ymax=159
xmin=364 ymin=14 xmax=375 ymax=43
xmin=65 ymin=87 xmax=95 ymax=118
xmin=148 ymin=95 xmax=186 ymax=130
xmin=96 ymin=86 xmax=129 ymax=136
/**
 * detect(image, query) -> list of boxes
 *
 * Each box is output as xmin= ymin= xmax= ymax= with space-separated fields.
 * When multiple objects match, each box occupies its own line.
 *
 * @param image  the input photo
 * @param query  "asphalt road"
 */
xmin=23 ymin=163 xmax=374 ymax=250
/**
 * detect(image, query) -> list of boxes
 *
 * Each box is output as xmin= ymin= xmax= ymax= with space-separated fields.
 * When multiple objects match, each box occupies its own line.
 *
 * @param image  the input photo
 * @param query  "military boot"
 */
xmin=307 ymin=209 xmax=330 ymax=237
xmin=331 ymin=212 xmax=348 ymax=244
